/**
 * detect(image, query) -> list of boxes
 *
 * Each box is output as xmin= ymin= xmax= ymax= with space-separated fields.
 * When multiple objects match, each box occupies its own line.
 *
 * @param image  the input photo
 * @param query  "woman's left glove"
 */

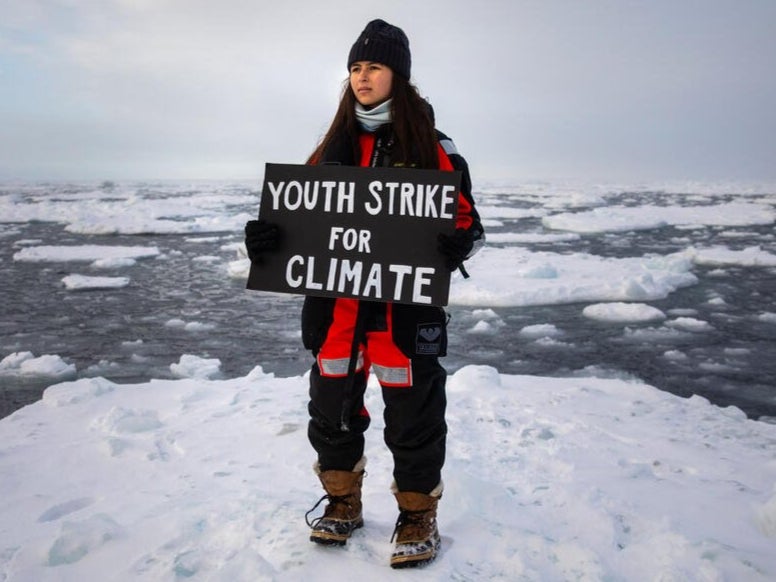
xmin=437 ymin=228 xmax=474 ymax=272
xmin=244 ymin=219 xmax=280 ymax=262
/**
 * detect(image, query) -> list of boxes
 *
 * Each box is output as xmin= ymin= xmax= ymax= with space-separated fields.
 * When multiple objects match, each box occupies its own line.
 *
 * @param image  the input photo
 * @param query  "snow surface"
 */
xmin=0 ymin=363 xmax=775 ymax=580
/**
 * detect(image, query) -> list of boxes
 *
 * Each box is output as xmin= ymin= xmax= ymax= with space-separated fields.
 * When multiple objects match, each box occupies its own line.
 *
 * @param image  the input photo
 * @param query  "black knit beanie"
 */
xmin=347 ymin=19 xmax=411 ymax=79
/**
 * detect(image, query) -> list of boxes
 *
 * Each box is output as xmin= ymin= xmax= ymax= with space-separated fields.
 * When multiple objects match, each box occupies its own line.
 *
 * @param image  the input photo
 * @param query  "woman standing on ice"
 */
xmin=245 ymin=18 xmax=483 ymax=568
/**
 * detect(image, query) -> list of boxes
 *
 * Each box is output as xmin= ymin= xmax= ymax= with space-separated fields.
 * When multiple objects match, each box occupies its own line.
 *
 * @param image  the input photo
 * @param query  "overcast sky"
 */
xmin=2 ymin=0 xmax=775 ymax=183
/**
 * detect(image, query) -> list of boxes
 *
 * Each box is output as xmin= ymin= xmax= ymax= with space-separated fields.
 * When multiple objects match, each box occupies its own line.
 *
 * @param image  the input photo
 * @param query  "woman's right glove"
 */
xmin=244 ymin=219 xmax=280 ymax=263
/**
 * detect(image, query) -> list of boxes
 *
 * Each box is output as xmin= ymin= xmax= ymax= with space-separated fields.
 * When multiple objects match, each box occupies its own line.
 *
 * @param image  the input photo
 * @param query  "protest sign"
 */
xmin=246 ymin=163 xmax=461 ymax=306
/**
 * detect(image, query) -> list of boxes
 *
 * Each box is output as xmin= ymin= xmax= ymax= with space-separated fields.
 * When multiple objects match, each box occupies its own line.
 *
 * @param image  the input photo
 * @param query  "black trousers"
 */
xmin=304 ymin=297 xmax=448 ymax=494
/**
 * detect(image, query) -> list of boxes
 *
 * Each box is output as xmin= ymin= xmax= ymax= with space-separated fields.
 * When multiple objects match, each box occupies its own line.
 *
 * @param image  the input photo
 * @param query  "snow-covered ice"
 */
xmin=13 ymin=245 xmax=160 ymax=263
xmin=62 ymin=275 xmax=130 ymax=290
xmin=0 ymin=363 xmax=775 ymax=580
xmin=449 ymin=247 xmax=698 ymax=307
xmin=543 ymin=202 xmax=775 ymax=233
xmin=0 ymin=352 xmax=76 ymax=380
xmin=582 ymin=303 xmax=667 ymax=323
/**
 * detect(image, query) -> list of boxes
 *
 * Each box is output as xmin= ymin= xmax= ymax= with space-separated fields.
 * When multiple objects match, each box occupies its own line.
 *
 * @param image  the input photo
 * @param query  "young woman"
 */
xmin=245 ymin=18 xmax=484 ymax=569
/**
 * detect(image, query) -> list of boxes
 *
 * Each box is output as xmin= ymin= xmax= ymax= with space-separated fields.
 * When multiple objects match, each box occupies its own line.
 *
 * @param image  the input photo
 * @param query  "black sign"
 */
xmin=246 ymin=163 xmax=461 ymax=306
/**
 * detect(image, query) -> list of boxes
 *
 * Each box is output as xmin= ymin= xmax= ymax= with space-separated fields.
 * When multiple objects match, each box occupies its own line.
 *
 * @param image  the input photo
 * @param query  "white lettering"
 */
xmin=302 ymin=181 xmax=318 ymax=210
xmin=362 ymin=263 xmax=382 ymax=298
xmin=285 ymin=181 xmax=303 ymax=211
xmin=285 ymin=255 xmax=304 ymax=287
xmin=328 ymin=226 xmax=344 ymax=250
xmin=328 ymin=227 xmax=372 ymax=253
xmin=365 ymin=180 xmax=382 ymax=215
xmin=389 ymin=264 xmax=413 ymax=300
xmin=338 ymin=259 xmax=362 ymax=294
xmin=337 ymin=182 xmax=355 ymax=214
xmin=386 ymin=182 xmax=399 ymax=215
xmin=267 ymin=181 xmax=284 ymax=210
xmin=440 ymin=185 xmax=456 ymax=219
xmin=423 ymin=185 xmax=439 ymax=218
xmin=321 ymin=181 xmax=336 ymax=212
xmin=326 ymin=257 xmax=338 ymax=290
xmin=412 ymin=267 xmax=434 ymax=304
xmin=400 ymin=183 xmax=414 ymax=216
xmin=305 ymin=256 xmax=322 ymax=290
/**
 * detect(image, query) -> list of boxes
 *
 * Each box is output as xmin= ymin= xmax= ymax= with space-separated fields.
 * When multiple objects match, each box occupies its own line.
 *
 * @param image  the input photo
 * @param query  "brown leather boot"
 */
xmin=306 ymin=458 xmax=365 ymax=546
xmin=390 ymin=484 xmax=442 ymax=569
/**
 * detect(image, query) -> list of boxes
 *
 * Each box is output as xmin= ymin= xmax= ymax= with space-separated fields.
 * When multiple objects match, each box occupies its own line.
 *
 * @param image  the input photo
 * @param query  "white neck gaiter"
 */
xmin=355 ymin=99 xmax=393 ymax=132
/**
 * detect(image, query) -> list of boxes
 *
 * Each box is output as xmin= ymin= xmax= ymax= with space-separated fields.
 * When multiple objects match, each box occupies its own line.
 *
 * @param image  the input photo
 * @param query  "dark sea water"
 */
xmin=2 ymin=185 xmax=775 ymax=421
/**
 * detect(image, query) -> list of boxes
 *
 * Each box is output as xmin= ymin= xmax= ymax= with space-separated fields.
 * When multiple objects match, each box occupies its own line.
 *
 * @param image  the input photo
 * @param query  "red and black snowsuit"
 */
xmin=304 ymin=124 xmax=483 ymax=494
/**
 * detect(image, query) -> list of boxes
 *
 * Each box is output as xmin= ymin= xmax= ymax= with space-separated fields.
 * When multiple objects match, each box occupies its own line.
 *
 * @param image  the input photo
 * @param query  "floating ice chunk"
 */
xmin=86 ymin=360 xmax=120 ymax=375
xmin=183 ymin=321 xmax=216 ymax=332
xmin=757 ymin=312 xmax=776 ymax=324
xmin=665 ymin=317 xmax=714 ymax=332
xmin=192 ymin=255 xmax=220 ymax=263
xmin=582 ymin=302 xmax=666 ymax=323
xmin=447 ymin=364 xmax=501 ymax=392
xmin=519 ymin=324 xmax=563 ymax=339
xmin=534 ymin=336 xmax=570 ymax=347
xmin=543 ymin=207 xmax=667 ymax=233
xmin=0 ymin=351 xmax=76 ymax=378
xmin=92 ymin=257 xmax=136 ymax=268
xmin=62 ymin=274 xmax=130 ymax=290
xmin=468 ymin=320 xmax=500 ymax=334
xmin=662 ymin=350 xmax=689 ymax=361
xmin=14 ymin=244 xmax=159 ymax=262
xmin=478 ymin=206 xmax=547 ymax=220
xmin=543 ymin=202 xmax=774 ymax=234
xmin=170 ymin=354 xmax=221 ymax=379
xmin=185 ymin=236 xmax=222 ymax=243
xmin=691 ymin=245 xmax=776 ymax=267
xmin=449 ymin=247 xmax=697 ymax=307
xmin=164 ymin=319 xmax=215 ymax=331
xmin=487 ymin=232 xmax=581 ymax=244
xmin=228 ymin=257 xmax=251 ymax=279
xmin=622 ymin=327 xmax=691 ymax=342
xmin=706 ymin=296 xmax=727 ymax=306
xmin=470 ymin=308 xmax=501 ymax=320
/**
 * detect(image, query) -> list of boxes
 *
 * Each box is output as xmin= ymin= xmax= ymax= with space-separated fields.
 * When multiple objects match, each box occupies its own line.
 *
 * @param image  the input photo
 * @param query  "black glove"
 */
xmin=437 ymin=228 xmax=474 ymax=272
xmin=244 ymin=220 xmax=280 ymax=263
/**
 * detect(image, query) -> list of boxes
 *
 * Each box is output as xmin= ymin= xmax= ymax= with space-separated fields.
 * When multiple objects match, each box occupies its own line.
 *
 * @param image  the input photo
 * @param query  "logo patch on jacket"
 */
xmin=416 ymin=324 xmax=442 ymax=355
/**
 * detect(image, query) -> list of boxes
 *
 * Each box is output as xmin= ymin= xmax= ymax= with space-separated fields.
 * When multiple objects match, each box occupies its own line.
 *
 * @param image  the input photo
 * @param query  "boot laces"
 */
xmin=390 ymin=509 xmax=428 ymax=543
xmin=305 ymin=494 xmax=354 ymax=528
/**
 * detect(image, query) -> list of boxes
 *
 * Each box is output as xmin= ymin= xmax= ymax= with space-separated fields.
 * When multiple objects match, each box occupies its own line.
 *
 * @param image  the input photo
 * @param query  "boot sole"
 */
xmin=390 ymin=553 xmax=436 ymax=569
xmin=309 ymin=518 xmax=364 ymax=546
xmin=390 ymin=531 xmax=440 ymax=568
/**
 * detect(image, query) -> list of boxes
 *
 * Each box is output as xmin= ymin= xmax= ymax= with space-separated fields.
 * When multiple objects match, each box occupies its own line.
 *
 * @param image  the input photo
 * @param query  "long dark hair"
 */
xmin=307 ymin=74 xmax=438 ymax=169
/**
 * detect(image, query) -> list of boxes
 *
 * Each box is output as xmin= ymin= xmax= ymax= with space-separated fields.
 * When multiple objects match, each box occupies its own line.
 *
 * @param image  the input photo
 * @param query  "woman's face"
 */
xmin=349 ymin=61 xmax=393 ymax=108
